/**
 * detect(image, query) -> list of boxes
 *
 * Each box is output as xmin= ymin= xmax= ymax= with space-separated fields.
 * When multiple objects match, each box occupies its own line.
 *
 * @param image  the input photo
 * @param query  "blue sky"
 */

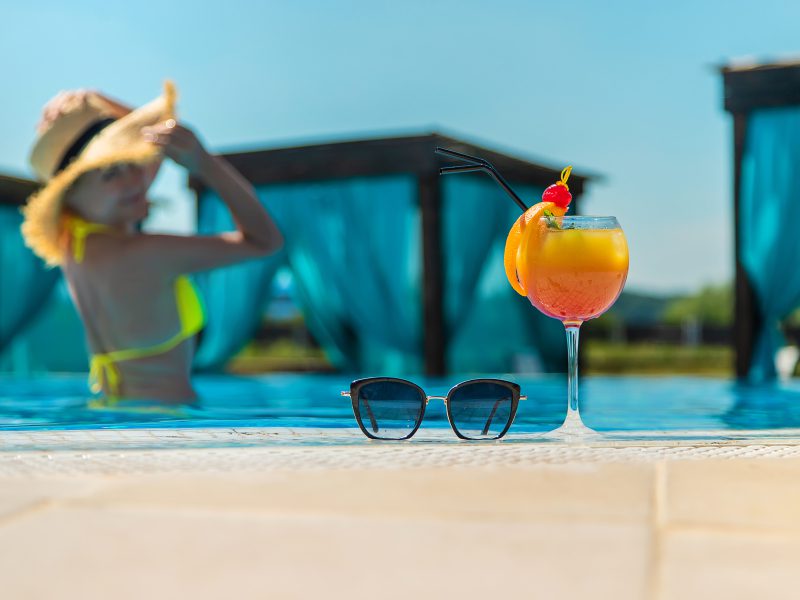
xmin=3 ymin=0 xmax=800 ymax=294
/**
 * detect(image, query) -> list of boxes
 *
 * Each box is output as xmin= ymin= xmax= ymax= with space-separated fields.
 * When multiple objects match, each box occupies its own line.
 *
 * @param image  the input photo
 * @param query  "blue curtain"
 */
xmin=256 ymin=176 xmax=423 ymax=374
xmin=0 ymin=204 xmax=59 ymax=357
xmin=740 ymin=107 xmax=800 ymax=381
xmin=193 ymin=193 xmax=285 ymax=371
xmin=443 ymin=177 xmax=566 ymax=373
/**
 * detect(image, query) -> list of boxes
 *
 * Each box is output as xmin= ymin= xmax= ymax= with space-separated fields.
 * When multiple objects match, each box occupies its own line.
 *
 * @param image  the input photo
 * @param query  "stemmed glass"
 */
xmin=434 ymin=147 xmax=629 ymax=439
xmin=520 ymin=215 xmax=629 ymax=437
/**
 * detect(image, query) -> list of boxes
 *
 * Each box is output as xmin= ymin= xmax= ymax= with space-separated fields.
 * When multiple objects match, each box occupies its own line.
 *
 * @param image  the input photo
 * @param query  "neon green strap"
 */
xmin=63 ymin=215 xmax=111 ymax=263
xmin=175 ymin=275 xmax=206 ymax=336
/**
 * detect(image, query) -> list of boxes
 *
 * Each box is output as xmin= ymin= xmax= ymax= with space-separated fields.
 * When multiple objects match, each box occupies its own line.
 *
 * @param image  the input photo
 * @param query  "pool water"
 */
xmin=2 ymin=373 xmax=800 ymax=434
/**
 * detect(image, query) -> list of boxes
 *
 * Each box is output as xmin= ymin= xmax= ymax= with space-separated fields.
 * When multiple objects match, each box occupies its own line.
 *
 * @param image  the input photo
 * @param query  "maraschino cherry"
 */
xmin=541 ymin=166 xmax=573 ymax=209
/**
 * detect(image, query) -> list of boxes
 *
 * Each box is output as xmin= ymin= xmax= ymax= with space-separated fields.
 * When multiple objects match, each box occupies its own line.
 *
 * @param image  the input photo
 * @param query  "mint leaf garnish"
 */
xmin=543 ymin=209 xmax=561 ymax=229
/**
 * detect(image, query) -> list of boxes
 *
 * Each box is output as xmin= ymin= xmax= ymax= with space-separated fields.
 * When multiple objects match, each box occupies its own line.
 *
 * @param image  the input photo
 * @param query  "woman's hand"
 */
xmin=38 ymin=90 xmax=133 ymax=133
xmin=38 ymin=90 xmax=88 ymax=132
xmin=142 ymin=121 xmax=211 ymax=175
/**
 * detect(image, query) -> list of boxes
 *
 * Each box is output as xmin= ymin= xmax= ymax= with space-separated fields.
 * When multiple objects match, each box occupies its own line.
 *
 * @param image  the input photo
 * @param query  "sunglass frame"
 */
xmin=347 ymin=377 xmax=521 ymax=441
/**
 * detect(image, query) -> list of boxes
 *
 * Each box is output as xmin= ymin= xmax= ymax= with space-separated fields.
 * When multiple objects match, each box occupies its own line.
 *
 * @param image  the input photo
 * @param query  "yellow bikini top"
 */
xmin=64 ymin=215 xmax=206 ymax=399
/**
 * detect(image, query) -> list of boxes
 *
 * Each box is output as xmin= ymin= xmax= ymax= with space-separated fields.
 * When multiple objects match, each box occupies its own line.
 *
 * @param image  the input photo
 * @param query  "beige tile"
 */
xmin=0 ymin=477 xmax=107 ymax=523
xmin=70 ymin=464 xmax=655 ymax=524
xmin=660 ymin=529 xmax=800 ymax=600
xmin=0 ymin=506 xmax=651 ymax=600
xmin=664 ymin=459 xmax=800 ymax=531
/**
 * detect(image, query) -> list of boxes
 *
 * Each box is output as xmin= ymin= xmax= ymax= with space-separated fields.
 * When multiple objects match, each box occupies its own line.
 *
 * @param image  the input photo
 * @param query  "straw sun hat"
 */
xmin=22 ymin=81 xmax=177 ymax=266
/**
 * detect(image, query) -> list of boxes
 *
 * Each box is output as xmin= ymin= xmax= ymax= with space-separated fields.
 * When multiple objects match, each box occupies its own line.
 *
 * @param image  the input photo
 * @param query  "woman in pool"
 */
xmin=22 ymin=82 xmax=283 ymax=404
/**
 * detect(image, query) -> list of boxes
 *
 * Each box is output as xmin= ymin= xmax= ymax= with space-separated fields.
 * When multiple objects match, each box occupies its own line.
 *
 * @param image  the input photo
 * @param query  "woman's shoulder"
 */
xmin=75 ymin=232 xmax=175 ymax=280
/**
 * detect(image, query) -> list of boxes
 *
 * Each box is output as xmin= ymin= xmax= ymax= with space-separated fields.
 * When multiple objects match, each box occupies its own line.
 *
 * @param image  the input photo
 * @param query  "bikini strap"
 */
xmin=62 ymin=215 xmax=111 ymax=263
xmin=89 ymin=354 xmax=121 ymax=396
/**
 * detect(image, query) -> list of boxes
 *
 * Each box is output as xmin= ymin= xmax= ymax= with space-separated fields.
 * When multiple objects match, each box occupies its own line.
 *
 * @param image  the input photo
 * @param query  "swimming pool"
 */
xmin=3 ymin=373 xmax=800 ymax=436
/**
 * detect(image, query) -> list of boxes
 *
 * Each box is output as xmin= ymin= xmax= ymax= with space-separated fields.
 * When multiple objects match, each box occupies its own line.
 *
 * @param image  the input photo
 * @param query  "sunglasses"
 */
xmin=341 ymin=377 xmax=525 ymax=441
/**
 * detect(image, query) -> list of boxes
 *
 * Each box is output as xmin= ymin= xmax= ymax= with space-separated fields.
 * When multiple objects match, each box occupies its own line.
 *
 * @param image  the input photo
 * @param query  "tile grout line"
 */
xmin=648 ymin=461 xmax=668 ymax=600
xmin=0 ymin=498 xmax=57 ymax=528
xmin=0 ymin=478 xmax=119 ymax=528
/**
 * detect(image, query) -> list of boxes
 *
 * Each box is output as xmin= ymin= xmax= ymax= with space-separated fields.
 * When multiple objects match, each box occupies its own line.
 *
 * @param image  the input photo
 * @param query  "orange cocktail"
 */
xmin=513 ymin=213 xmax=629 ymax=438
xmin=437 ymin=149 xmax=629 ymax=439
xmin=501 ymin=163 xmax=629 ymax=438
xmin=521 ymin=220 xmax=629 ymax=323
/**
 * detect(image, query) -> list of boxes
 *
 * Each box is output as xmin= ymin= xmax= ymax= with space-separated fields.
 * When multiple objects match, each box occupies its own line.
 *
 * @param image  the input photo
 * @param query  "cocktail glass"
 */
xmin=519 ymin=215 xmax=629 ymax=438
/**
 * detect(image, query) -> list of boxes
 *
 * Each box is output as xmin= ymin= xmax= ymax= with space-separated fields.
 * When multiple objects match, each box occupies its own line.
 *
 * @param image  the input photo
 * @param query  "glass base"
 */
xmin=546 ymin=410 xmax=600 ymax=441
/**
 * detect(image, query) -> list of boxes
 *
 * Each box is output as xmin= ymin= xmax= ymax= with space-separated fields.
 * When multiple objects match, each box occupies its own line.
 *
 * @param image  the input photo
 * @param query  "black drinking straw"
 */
xmin=435 ymin=147 xmax=528 ymax=212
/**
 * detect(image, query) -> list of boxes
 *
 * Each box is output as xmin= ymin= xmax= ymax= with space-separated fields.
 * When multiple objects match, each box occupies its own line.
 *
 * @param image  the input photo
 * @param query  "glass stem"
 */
xmin=564 ymin=321 xmax=582 ymax=423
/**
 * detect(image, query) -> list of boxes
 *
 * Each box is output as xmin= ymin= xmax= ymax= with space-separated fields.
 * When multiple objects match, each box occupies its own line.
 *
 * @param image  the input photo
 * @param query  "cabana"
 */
xmin=721 ymin=60 xmax=800 ymax=380
xmin=190 ymin=133 xmax=591 ymax=375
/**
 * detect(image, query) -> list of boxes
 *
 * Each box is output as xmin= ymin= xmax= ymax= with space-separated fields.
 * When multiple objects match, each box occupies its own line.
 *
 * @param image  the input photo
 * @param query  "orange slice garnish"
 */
xmin=503 ymin=201 xmax=565 ymax=296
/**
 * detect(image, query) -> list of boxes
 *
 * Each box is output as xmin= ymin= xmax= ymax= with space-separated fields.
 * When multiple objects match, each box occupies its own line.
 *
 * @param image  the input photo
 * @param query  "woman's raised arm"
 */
xmin=134 ymin=122 xmax=283 ymax=274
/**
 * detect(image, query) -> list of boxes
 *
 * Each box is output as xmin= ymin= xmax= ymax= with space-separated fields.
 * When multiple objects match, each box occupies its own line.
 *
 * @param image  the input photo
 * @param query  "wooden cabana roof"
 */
xmin=190 ymin=132 xmax=594 ymax=199
xmin=721 ymin=59 xmax=800 ymax=112
xmin=0 ymin=173 xmax=39 ymax=206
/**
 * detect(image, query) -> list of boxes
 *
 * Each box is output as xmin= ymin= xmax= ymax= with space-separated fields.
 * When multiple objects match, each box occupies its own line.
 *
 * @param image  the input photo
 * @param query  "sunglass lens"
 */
xmin=355 ymin=380 xmax=425 ymax=440
xmin=448 ymin=382 xmax=515 ymax=440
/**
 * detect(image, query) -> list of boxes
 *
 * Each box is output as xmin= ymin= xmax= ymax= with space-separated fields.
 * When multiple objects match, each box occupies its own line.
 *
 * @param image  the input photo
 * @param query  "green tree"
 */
xmin=663 ymin=283 xmax=732 ymax=326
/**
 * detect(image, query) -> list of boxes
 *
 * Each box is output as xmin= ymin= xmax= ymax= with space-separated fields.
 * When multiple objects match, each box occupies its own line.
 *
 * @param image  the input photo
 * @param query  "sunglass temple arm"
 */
xmin=341 ymin=391 xmax=379 ymax=433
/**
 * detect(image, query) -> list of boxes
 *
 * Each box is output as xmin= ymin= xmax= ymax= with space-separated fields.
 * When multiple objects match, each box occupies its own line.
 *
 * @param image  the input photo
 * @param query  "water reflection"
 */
xmin=719 ymin=381 xmax=800 ymax=430
xmin=2 ymin=373 xmax=800 ymax=433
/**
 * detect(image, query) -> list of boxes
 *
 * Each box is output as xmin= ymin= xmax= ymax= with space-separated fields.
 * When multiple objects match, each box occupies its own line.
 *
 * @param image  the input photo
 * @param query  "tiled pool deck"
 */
xmin=2 ymin=428 xmax=800 ymax=599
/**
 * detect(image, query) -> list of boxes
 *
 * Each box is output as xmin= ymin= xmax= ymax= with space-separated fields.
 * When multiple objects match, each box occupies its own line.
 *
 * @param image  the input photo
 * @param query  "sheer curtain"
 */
xmin=194 ymin=175 xmax=422 ymax=374
xmin=739 ymin=107 xmax=800 ymax=381
xmin=193 ymin=191 xmax=284 ymax=370
xmin=259 ymin=176 xmax=422 ymax=374
xmin=443 ymin=177 xmax=565 ymax=373
xmin=0 ymin=205 xmax=59 ymax=360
